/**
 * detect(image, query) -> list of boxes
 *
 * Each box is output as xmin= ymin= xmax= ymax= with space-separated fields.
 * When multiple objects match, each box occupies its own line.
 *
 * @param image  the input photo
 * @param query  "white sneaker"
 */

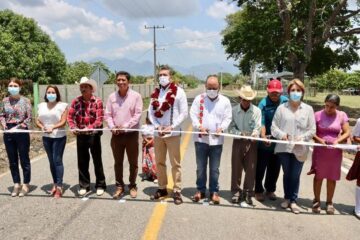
xmin=78 ymin=188 xmax=88 ymax=197
xmin=96 ymin=188 xmax=105 ymax=196
xmin=281 ymin=199 xmax=290 ymax=209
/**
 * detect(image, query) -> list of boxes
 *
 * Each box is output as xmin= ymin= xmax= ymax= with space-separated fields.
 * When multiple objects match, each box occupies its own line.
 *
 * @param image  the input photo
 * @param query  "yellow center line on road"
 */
xmin=141 ymin=124 xmax=193 ymax=240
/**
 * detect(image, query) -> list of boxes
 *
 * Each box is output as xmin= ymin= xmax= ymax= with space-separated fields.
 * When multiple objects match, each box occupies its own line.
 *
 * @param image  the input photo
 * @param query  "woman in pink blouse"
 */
xmin=311 ymin=94 xmax=350 ymax=214
xmin=0 ymin=78 xmax=32 ymax=197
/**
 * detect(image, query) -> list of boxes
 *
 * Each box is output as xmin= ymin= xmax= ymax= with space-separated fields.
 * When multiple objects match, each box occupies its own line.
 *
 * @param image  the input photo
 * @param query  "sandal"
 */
xmin=290 ymin=203 xmax=300 ymax=214
xmin=192 ymin=191 xmax=205 ymax=202
xmin=326 ymin=202 xmax=335 ymax=215
xmin=312 ymin=199 xmax=321 ymax=214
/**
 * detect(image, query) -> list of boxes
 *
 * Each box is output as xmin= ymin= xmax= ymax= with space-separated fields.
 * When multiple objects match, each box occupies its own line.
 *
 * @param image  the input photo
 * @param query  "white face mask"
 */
xmin=159 ymin=76 xmax=170 ymax=87
xmin=206 ymin=89 xmax=219 ymax=99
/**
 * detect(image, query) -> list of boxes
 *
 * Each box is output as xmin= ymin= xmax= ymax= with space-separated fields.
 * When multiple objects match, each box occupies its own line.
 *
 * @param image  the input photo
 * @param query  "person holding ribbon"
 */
xmin=148 ymin=65 xmax=188 ymax=205
xmin=36 ymin=85 xmax=68 ymax=198
xmin=67 ymin=77 xmax=107 ymax=197
xmin=189 ymin=75 xmax=232 ymax=204
xmin=346 ymin=118 xmax=360 ymax=220
xmin=255 ymin=78 xmax=288 ymax=202
xmin=271 ymin=79 xmax=316 ymax=214
xmin=228 ymin=85 xmax=261 ymax=206
xmin=310 ymin=94 xmax=350 ymax=214
xmin=104 ymin=71 xmax=143 ymax=199
xmin=0 ymin=78 xmax=32 ymax=197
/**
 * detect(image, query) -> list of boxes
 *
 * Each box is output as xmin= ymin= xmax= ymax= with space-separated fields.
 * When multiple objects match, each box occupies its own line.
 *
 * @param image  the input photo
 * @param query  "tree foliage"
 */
xmin=0 ymin=10 xmax=66 ymax=84
xmin=222 ymin=0 xmax=360 ymax=80
xmin=172 ymin=70 xmax=200 ymax=88
xmin=314 ymin=69 xmax=360 ymax=90
xmin=63 ymin=61 xmax=115 ymax=84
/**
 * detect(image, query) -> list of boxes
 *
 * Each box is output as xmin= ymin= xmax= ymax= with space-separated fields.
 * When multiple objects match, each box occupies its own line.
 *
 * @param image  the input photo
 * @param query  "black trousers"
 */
xmin=76 ymin=134 xmax=106 ymax=190
xmin=255 ymin=148 xmax=281 ymax=194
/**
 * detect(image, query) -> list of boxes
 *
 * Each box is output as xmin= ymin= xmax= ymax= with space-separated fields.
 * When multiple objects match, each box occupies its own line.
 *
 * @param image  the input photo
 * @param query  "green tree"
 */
xmin=63 ymin=61 xmax=93 ymax=84
xmin=343 ymin=71 xmax=360 ymax=89
xmin=131 ymin=75 xmax=147 ymax=84
xmin=218 ymin=72 xmax=234 ymax=86
xmin=63 ymin=60 xmax=114 ymax=84
xmin=314 ymin=69 xmax=347 ymax=90
xmin=183 ymin=74 xmax=200 ymax=88
xmin=222 ymin=1 xmax=360 ymax=80
xmin=0 ymin=10 xmax=66 ymax=83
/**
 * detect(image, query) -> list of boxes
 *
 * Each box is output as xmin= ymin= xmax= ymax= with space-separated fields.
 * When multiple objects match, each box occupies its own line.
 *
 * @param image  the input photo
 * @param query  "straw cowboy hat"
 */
xmin=79 ymin=76 xmax=97 ymax=93
xmin=236 ymin=85 xmax=257 ymax=101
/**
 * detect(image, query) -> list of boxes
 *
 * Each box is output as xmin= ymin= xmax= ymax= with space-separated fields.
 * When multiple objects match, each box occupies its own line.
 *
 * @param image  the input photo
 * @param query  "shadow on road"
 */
xmin=0 ymin=190 xmax=355 ymax=217
xmin=6 ymin=184 xmax=37 ymax=194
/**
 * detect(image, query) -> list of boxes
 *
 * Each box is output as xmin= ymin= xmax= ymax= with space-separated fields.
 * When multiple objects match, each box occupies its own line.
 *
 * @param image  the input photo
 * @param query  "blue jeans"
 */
xmin=277 ymin=153 xmax=304 ymax=203
xmin=3 ymin=132 xmax=31 ymax=184
xmin=195 ymin=142 xmax=223 ymax=193
xmin=43 ymin=136 xmax=66 ymax=187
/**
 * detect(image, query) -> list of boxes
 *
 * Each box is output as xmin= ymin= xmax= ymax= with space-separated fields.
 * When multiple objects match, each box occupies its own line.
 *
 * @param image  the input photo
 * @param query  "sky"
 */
xmin=0 ymin=0 xmax=240 ymax=71
xmin=0 ymin=0 xmax=359 ymax=72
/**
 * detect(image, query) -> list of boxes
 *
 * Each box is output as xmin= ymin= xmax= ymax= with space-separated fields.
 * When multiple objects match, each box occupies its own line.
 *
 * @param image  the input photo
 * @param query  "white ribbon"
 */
xmin=0 ymin=127 xmax=358 ymax=151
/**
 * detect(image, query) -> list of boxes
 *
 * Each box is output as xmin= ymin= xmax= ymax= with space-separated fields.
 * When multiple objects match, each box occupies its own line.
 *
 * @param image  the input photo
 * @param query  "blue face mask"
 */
xmin=290 ymin=91 xmax=302 ymax=102
xmin=8 ymin=87 xmax=20 ymax=96
xmin=46 ymin=93 xmax=57 ymax=102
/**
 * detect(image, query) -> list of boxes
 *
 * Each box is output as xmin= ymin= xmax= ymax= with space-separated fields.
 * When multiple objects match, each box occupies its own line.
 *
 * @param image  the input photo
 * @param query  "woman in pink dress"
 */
xmin=311 ymin=94 xmax=350 ymax=214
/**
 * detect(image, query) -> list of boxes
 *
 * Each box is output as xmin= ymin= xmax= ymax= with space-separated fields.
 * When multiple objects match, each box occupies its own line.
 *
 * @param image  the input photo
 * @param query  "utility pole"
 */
xmin=145 ymin=25 xmax=165 ymax=84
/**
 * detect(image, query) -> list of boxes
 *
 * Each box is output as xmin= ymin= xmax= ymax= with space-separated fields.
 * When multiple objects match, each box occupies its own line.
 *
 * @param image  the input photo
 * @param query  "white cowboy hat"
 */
xmin=236 ymin=85 xmax=257 ymax=101
xmin=79 ymin=76 xmax=97 ymax=93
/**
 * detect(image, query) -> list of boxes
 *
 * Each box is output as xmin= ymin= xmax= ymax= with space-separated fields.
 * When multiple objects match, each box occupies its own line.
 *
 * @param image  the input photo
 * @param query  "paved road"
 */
xmin=0 ymin=86 xmax=359 ymax=240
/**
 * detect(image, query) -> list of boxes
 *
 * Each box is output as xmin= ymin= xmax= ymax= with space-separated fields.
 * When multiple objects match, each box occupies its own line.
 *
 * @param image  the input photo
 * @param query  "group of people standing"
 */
xmin=1 ymin=65 xmax=360 ymax=219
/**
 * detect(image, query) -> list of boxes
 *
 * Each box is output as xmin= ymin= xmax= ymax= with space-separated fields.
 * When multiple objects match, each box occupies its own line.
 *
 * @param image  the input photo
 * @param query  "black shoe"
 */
xmin=232 ymin=193 xmax=240 ymax=204
xmin=173 ymin=191 xmax=183 ymax=205
xmin=245 ymin=192 xmax=253 ymax=205
xmin=150 ymin=189 xmax=168 ymax=200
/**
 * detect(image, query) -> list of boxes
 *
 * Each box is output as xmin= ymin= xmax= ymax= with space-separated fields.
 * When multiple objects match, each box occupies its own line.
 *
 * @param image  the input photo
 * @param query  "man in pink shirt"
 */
xmin=105 ymin=71 xmax=143 ymax=199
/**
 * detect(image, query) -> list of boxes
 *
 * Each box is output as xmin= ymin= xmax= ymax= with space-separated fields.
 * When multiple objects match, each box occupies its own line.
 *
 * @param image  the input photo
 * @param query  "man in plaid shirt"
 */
xmin=67 ymin=77 xmax=107 ymax=197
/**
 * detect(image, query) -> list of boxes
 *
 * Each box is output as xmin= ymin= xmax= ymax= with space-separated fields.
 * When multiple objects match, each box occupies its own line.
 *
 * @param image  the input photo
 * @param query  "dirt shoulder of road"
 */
xmin=0 ymin=133 xmax=75 ymax=175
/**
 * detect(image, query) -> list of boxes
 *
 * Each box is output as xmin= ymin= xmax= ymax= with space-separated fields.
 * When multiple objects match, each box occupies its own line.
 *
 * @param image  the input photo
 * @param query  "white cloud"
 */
xmin=139 ymin=21 xmax=150 ymax=35
xmin=102 ymin=0 xmax=200 ymax=18
xmin=38 ymin=23 xmax=54 ymax=37
xmin=172 ymin=27 xmax=219 ymax=51
xmin=6 ymin=0 xmax=127 ymax=42
xmin=56 ymin=27 xmax=72 ymax=39
xmin=77 ymin=41 xmax=153 ymax=60
xmin=206 ymin=1 xmax=238 ymax=19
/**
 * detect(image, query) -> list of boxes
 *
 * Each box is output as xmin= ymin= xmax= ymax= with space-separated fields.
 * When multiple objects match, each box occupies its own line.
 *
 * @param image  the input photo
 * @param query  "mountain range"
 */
xmin=90 ymin=57 xmax=239 ymax=80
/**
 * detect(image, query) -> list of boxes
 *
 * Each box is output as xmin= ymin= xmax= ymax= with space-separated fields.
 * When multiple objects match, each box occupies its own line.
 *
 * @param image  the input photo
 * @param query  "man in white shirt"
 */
xmin=148 ymin=65 xmax=188 ymax=205
xmin=190 ymin=75 xmax=232 ymax=204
